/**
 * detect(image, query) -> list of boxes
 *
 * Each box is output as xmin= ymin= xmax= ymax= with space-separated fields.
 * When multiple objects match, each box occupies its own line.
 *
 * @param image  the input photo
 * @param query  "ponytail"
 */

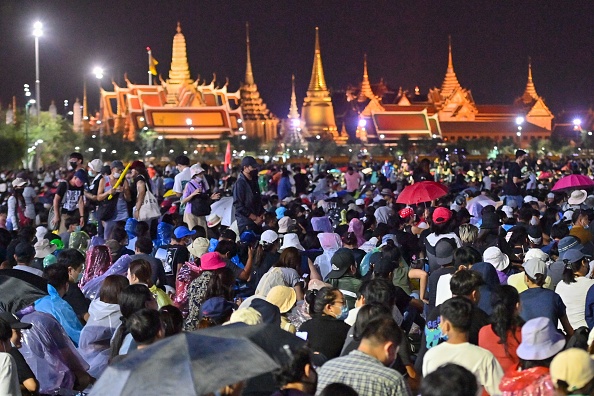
xmin=562 ymin=259 xmax=582 ymax=284
xmin=490 ymin=285 xmax=522 ymax=357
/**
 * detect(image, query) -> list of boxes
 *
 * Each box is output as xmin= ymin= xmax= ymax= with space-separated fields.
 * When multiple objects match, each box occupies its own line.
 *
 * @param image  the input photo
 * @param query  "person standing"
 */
xmin=344 ymin=166 xmax=362 ymax=195
xmin=0 ymin=319 xmax=21 ymax=396
xmin=52 ymin=170 xmax=87 ymax=233
xmin=503 ymin=150 xmax=528 ymax=209
xmin=181 ymin=164 xmax=219 ymax=233
xmin=233 ymin=156 xmax=265 ymax=234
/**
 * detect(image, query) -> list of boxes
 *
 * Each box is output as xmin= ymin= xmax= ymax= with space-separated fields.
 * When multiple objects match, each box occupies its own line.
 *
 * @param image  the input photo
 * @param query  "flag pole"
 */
xmin=147 ymin=48 xmax=152 ymax=85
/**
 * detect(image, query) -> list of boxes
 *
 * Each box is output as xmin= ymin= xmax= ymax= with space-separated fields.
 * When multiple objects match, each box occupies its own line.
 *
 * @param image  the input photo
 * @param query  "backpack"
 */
xmin=16 ymin=201 xmax=31 ymax=228
xmin=188 ymin=180 xmax=211 ymax=217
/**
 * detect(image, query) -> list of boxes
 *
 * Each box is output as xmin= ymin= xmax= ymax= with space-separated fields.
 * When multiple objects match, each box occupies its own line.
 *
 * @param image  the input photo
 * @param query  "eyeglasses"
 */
xmin=332 ymin=300 xmax=345 ymax=306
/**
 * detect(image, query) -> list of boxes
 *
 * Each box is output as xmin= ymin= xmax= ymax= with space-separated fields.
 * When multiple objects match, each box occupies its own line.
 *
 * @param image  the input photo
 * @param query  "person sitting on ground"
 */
xmin=316 ymin=316 xmax=411 ymax=396
xmin=127 ymin=258 xmax=172 ymax=308
xmin=422 ymin=296 xmax=503 ymax=396
xmin=271 ymin=347 xmax=317 ymax=396
xmin=419 ymin=363 xmax=478 ymax=396
xmin=129 ymin=236 xmax=167 ymax=288
xmin=0 ymin=313 xmax=38 ymax=395
xmin=550 ymin=348 xmax=594 ymax=396
xmin=0 ymin=318 xmax=22 ymax=396
xmin=326 ymin=248 xmax=361 ymax=309
xmin=36 ymin=264 xmax=84 ymax=346
xmin=58 ymin=248 xmax=91 ymax=324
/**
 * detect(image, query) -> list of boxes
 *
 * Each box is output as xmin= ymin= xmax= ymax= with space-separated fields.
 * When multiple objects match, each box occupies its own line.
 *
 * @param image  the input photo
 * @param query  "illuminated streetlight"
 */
xmin=185 ymin=118 xmax=192 ymax=126
xmin=515 ymin=116 xmax=524 ymax=126
xmin=33 ymin=21 xmax=43 ymax=119
xmin=157 ymin=135 xmax=163 ymax=140
xmin=573 ymin=119 xmax=582 ymax=126
xmin=93 ymin=66 xmax=104 ymax=80
xmin=291 ymin=119 xmax=300 ymax=127
xmin=241 ymin=135 xmax=247 ymax=140
xmin=358 ymin=119 xmax=367 ymax=128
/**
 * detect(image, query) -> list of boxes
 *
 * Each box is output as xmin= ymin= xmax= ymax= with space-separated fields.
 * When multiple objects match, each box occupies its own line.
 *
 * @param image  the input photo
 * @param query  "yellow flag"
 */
xmin=149 ymin=51 xmax=158 ymax=76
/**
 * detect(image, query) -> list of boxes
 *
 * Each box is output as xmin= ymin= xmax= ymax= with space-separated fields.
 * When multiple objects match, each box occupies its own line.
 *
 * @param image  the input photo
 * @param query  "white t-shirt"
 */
xmin=555 ymin=276 xmax=594 ymax=329
xmin=423 ymin=342 xmax=504 ymax=396
xmin=426 ymin=232 xmax=462 ymax=248
xmin=435 ymin=274 xmax=453 ymax=307
xmin=0 ymin=353 xmax=21 ymax=396
xmin=173 ymin=167 xmax=192 ymax=194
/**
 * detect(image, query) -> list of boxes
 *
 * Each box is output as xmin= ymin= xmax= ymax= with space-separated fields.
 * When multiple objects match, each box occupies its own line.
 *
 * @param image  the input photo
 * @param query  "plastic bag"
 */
xmin=80 ymin=245 xmax=112 ymax=288
xmin=19 ymin=310 xmax=90 ymax=394
xmin=173 ymin=261 xmax=203 ymax=317
xmin=154 ymin=221 xmax=174 ymax=248
xmin=81 ymin=254 xmax=132 ymax=300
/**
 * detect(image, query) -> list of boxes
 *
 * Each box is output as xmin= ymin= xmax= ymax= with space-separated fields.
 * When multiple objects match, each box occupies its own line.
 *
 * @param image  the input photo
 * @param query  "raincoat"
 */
xmin=499 ymin=366 xmax=555 ymax=396
xmin=314 ymin=233 xmax=342 ymax=280
xmin=35 ymin=285 xmax=83 ymax=346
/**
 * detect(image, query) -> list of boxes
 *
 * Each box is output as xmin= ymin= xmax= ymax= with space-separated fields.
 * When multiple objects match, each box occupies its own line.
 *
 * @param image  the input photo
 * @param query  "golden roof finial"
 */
xmin=83 ymin=81 xmax=88 ymax=118
xmin=245 ymin=22 xmax=254 ymax=85
xmin=176 ymin=22 xmax=181 ymax=34
xmin=528 ymin=56 xmax=533 ymax=81
xmin=447 ymin=35 xmax=453 ymax=70
xmin=307 ymin=27 xmax=328 ymax=92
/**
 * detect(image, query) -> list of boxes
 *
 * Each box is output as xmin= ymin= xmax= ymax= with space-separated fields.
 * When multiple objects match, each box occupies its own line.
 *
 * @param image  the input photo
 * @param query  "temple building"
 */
xmin=301 ymin=28 xmax=343 ymax=143
xmin=239 ymin=23 xmax=279 ymax=143
xmin=350 ymin=37 xmax=553 ymax=148
xmin=280 ymin=74 xmax=306 ymax=146
xmin=97 ymin=22 xmax=246 ymax=141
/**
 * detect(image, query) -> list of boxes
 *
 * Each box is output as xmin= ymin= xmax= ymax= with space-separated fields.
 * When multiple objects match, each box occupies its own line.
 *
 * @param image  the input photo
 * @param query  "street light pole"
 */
xmin=93 ymin=67 xmax=104 ymax=160
xmin=515 ymin=116 xmax=524 ymax=147
xmin=25 ymin=100 xmax=36 ymax=169
xmin=33 ymin=22 xmax=43 ymax=121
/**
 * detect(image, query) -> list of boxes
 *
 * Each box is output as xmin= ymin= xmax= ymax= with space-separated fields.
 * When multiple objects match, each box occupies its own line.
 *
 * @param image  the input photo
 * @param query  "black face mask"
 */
xmin=69 ymin=161 xmax=78 ymax=170
xmin=249 ymin=170 xmax=259 ymax=179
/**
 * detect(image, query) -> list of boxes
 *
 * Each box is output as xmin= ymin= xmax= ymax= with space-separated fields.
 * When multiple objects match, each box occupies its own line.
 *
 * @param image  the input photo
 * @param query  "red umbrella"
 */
xmin=396 ymin=181 xmax=449 ymax=205
xmin=551 ymin=174 xmax=594 ymax=191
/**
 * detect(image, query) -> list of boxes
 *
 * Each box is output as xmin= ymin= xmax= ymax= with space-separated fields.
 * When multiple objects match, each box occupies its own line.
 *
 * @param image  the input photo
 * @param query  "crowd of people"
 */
xmin=1 ymin=149 xmax=594 ymax=395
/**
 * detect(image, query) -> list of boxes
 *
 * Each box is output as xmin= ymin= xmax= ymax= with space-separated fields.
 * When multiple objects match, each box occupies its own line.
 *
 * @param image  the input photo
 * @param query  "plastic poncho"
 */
xmin=311 ymin=216 xmax=333 ymax=233
xmin=81 ymin=254 xmax=133 ymax=300
xmin=80 ymin=245 xmax=112 ymax=288
xmin=348 ymin=218 xmax=366 ymax=247
xmin=149 ymin=285 xmax=173 ymax=308
xmin=154 ymin=221 xmax=174 ymax=248
xmin=173 ymin=261 xmax=203 ymax=317
xmin=499 ymin=366 xmax=555 ymax=396
xmin=125 ymin=218 xmax=138 ymax=240
xmin=69 ymin=231 xmax=90 ymax=255
xmin=77 ymin=299 xmax=121 ymax=378
xmin=314 ymin=233 xmax=342 ymax=280
xmin=34 ymin=285 xmax=83 ymax=346
xmin=19 ymin=310 xmax=89 ymax=394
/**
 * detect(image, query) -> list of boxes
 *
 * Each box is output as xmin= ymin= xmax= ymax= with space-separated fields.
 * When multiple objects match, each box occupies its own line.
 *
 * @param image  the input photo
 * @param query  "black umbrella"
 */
xmin=198 ymin=322 xmax=306 ymax=365
xmin=0 ymin=269 xmax=47 ymax=313
xmin=89 ymin=331 xmax=280 ymax=396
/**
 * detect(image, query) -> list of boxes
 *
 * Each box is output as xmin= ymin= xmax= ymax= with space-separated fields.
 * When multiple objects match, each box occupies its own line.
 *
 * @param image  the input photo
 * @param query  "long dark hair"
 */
xmin=562 ymin=256 xmax=585 ymax=284
xmin=490 ymin=285 xmax=523 ymax=357
xmin=274 ymin=247 xmax=301 ymax=272
xmin=305 ymin=286 xmax=340 ymax=316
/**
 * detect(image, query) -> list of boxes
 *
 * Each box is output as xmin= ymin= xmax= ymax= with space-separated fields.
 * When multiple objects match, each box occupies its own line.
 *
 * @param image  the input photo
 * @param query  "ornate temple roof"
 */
xmin=308 ymin=27 xmax=328 ymax=92
xmin=440 ymin=36 xmax=462 ymax=99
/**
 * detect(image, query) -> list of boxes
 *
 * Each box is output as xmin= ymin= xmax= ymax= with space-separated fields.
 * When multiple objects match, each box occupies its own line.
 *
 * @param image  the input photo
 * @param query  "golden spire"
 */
xmin=521 ymin=57 xmax=539 ymax=103
xmin=167 ymin=21 xmax=192 ymax=84
xmin=308 ymin=27 xmax=328 ymax=92
xmin=288 ymin=74 xmax=299 ymax=119
xmin=359 ymin=53 xmax=374 ymax=100
xmin=83 ymin=81 xmax=88 ymax=118
xmin=440 ymin=35 xmax=461 ymax=98
xmin=244 ymin=22 xmax=255 ymax=85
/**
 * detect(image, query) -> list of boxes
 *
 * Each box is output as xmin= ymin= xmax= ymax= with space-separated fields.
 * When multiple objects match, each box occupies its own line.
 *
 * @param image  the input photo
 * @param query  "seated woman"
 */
xmin=78 ymin=275 xmax=129 ymax=378
xmin=127 ymin=259 xmax=172 ymax=308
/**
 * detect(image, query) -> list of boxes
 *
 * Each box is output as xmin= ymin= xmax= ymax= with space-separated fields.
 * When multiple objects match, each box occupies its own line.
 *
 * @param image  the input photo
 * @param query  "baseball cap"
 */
xmin=557 ymin=236 xmax=583 ymax=259
xmin=11 ymin=178 xmax=27 ymax=188
xmin=241 ymin=156 xmax=258 ymax=168
xmin=88 ymin=159 xmax=103 ymax=173
xmin=434 ymin=238 xmax=456 ymax=266
xmin=432 ymin=207 xmax=452 ymax=224
xmin=501 ymin=205 xmax=514 ymax=219
xmin=0 ymin=312 xmax=32 ymax=329
xmin=563 ymin=249 xmax=587 ymax=264
xmin=524 ymin=195 xmax=538 ymax=204
xmin=355 ymin=198 xmax=365 ymax=206
xmin=275 ymin=207 xmax=287 ymax=220
xmin=110 ymin=160 xmax=124 ymax=170
xmin=220 ymin=229 xmax=237 ymax=241
xmin=73 ymin=169 xmax=89 ymax=184
xmin=550 ymin=348 xmax=594 ymax=393
xmin=546 ymin=192 xmax=555 ymax=199
xmin=327 ymin=248 xmax=355 ymax=279
xmin=173 ymin=225 xmax=196 ymax=239
xmin=15 ymin=242 xmax=35 ymax=258
xmin=399 ymin=207 xmax=414 ymax=219
xmin=523 ymin=258 xmax=548 ymax=279
xmin=240 ymin=230 xmax=259 ymax=245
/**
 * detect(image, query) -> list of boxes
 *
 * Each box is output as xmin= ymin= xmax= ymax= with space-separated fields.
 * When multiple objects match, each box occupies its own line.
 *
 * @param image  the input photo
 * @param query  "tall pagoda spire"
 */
xmin=245 ymin=22 xmax=254 ymax=85
xmin=521 ymin=57 xmax=539 ymax=103
xmin=308 ymin=27 xmax=328 ymax=92
xmin=302 ymin=27 xmax=338 ymax=140
xmin=359 ymin=53 xmax=374 ymax=101
xmin=167 ymin=22 xmax=192 ymax=84
xmin=288 ymin=74 xmax=299 ymax=119
xmin=440 ymin=35 xmax=461 ymax=98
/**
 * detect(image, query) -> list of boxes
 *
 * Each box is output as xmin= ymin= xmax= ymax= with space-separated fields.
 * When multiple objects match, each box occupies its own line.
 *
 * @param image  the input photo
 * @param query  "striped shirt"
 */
xmin=316 ymin=350 xmax=411 ymax=396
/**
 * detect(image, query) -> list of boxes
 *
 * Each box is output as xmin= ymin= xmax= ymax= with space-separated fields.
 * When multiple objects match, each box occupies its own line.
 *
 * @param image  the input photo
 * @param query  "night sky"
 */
xmin=1 ymin=1 xmax=592 ymax=118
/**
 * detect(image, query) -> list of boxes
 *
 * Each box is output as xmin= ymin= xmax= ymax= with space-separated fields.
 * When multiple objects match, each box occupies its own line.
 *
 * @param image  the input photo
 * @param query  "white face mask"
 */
xmin=113 ymin=172 xmax=121 ymax=178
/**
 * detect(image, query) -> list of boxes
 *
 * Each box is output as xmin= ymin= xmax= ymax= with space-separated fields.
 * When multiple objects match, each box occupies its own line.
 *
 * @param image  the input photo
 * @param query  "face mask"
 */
xmin=75 ymin=225 xmax=82 ymax=232
xmin=88 ymin=171 xmax=95 ymax=177
xmin=336 ymin=305 xmax=349 ymax=321
xmin=69 ymin=161 xmax=78 ymax=170
xmin=113 ymin=172 xmax=121 ymax=178
xmin=76 ymin=271 xmax=84 ymax=283
xmin=250 ymin=169 xmax=259 ymax=179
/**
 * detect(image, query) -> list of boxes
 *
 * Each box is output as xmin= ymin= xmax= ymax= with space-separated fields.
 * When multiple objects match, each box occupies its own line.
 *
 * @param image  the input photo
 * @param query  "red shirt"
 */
xmin=478 ymin=324 xmax=522 ymax=374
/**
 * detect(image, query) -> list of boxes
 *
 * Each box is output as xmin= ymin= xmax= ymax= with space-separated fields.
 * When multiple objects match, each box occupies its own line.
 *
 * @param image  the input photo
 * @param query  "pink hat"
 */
xmin=399 ymin=207 xmax=414 ymax=219
xmin=200 ymin=252 xmax=226 ymax=271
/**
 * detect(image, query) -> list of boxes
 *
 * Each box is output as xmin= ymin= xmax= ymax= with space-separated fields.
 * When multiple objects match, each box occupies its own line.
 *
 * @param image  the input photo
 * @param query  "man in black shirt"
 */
xmin=503 ymin=149 xmax=528 ymax=209
xmin=233 ymin=156 xmax=265 ymax=234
